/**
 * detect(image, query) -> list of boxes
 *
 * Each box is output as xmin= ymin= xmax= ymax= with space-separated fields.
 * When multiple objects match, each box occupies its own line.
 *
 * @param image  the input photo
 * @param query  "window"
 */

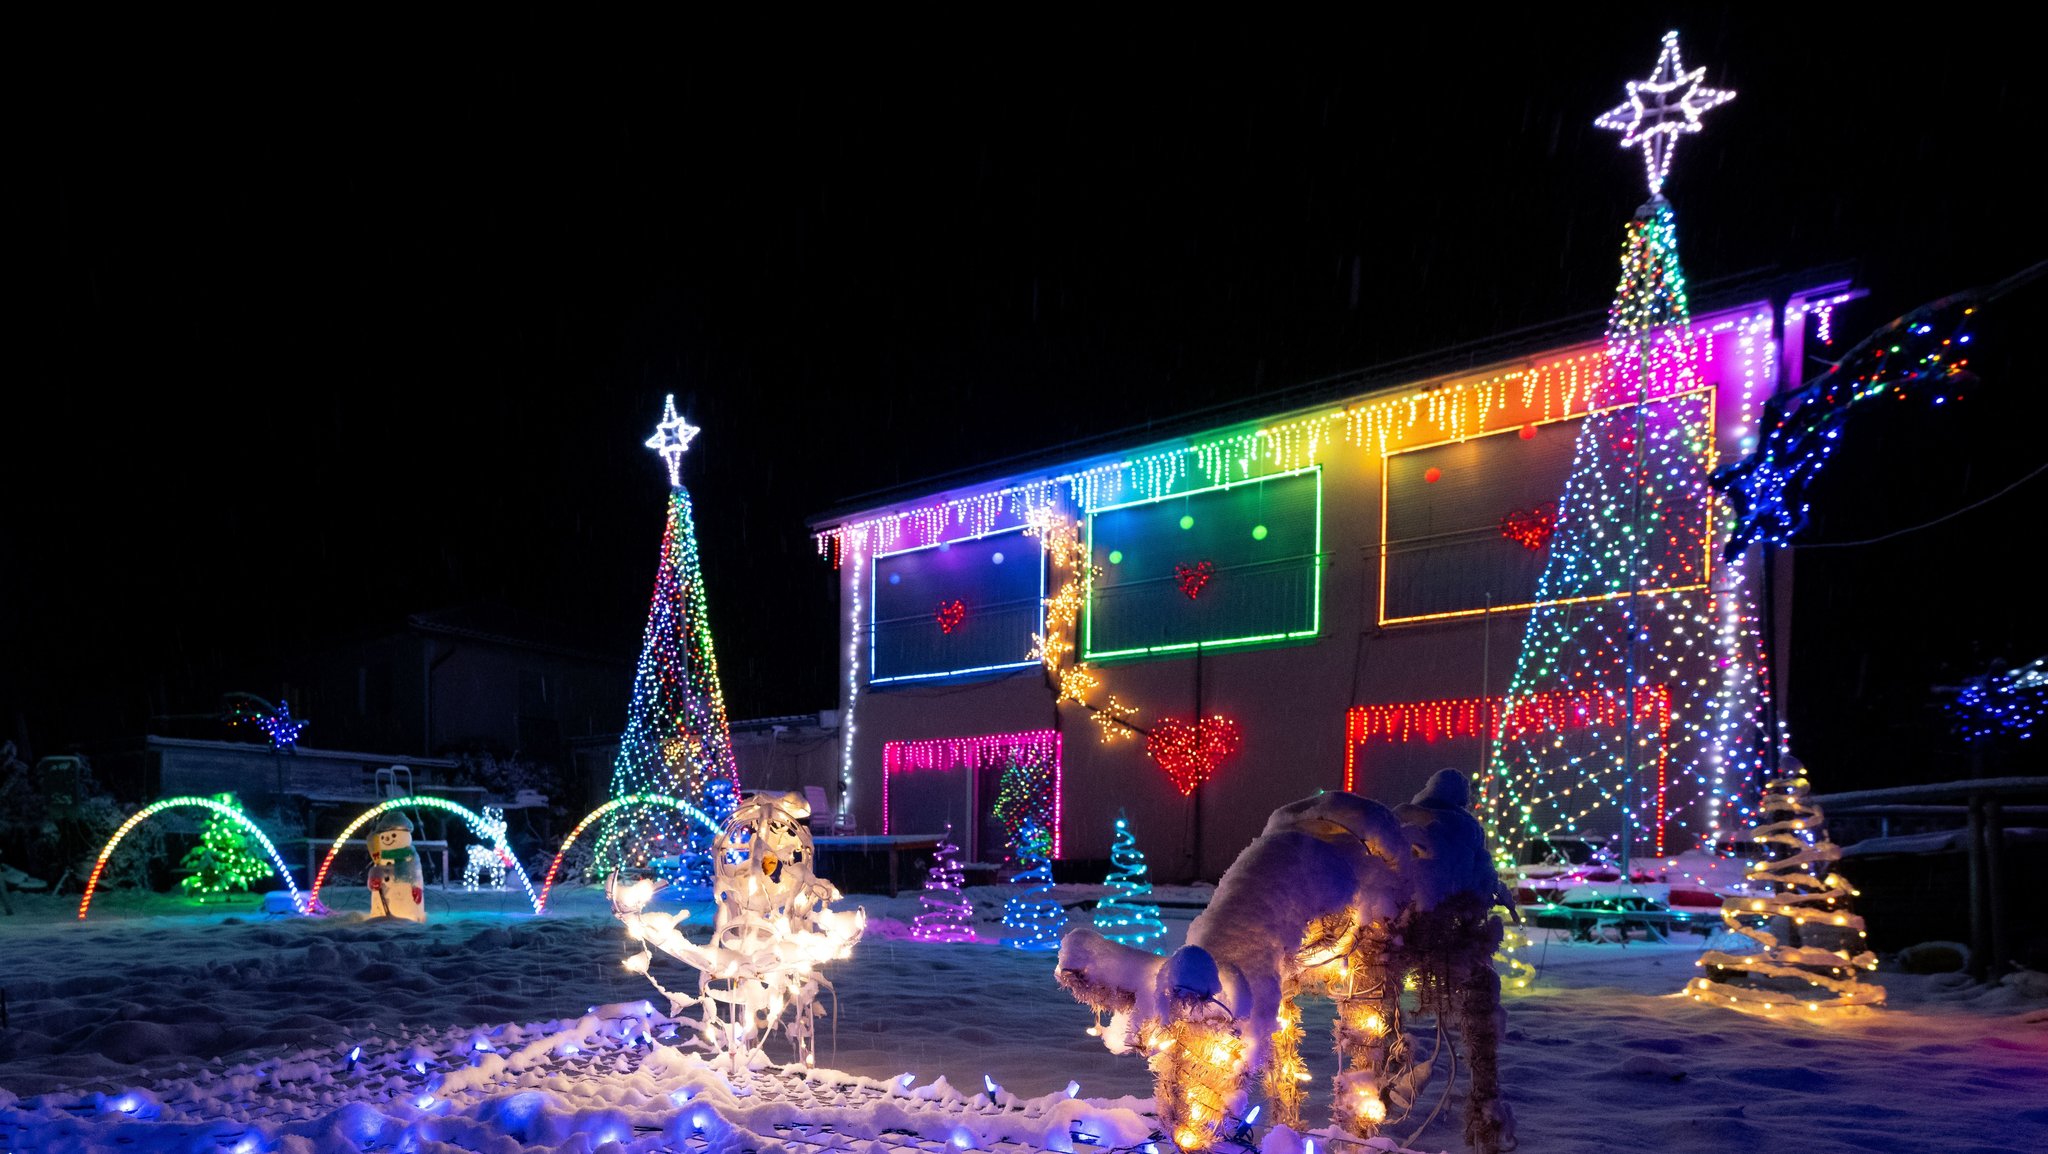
xmin=1378 ymin=392 xmax=1713 ymax=624
xmin=1084 ymin=466 xmax=1321 ymax=660
xmin=870 ymin=527 xmax=1043 ymax=684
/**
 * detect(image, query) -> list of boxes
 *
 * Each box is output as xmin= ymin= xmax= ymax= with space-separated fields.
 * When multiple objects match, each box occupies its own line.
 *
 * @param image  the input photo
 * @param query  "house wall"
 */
xmin=826 ymin=300 xmax=1800 ymax=881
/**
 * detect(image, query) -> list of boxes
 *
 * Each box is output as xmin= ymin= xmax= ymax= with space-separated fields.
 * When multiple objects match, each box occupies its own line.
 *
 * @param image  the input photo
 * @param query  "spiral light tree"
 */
xmin=1688 ymin=757 xmax=1883 ymax=1015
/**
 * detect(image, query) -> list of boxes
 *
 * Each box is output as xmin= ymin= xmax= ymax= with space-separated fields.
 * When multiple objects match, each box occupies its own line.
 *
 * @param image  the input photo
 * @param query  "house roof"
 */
xmin=406 ymin=603 xmax=628 ymax=665
xmin=806 ymin=262 xmax=1856 ymax=530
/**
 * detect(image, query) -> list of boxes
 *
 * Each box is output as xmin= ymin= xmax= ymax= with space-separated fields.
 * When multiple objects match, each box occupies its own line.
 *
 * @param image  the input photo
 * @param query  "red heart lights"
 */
xmin=935 ymin=599 xmax=967 ymax=634
xmin=1173 ymin=560 xmax=1215 ymax=599
xmin=1498 ymin=502 xmax=1559 ymax=552
xmin=1144 ymin=715 xmax=1243 ymax=796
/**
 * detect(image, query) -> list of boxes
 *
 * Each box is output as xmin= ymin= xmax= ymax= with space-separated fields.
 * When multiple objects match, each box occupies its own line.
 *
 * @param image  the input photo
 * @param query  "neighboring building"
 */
xmin=278 ymin=603 xmax=632 ymax=769
xmin=808 ymin=271 xmax=1858 ymax=880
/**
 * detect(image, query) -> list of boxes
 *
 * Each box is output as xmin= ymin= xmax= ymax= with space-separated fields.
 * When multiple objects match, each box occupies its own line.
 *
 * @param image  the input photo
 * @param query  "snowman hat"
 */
xmin=371 ymin=810 xmax=415 ymax=833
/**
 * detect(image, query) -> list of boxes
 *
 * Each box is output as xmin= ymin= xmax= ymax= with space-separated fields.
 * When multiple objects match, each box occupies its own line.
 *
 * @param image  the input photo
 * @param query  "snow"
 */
xmin=3 ymin=878 xmax=2046 ymax=1153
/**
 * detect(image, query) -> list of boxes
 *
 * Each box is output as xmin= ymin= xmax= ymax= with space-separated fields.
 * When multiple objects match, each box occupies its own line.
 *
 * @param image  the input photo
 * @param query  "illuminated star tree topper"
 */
xmin=1594 ymin=30 xmax=1735 ymax=198
xmin=644 ymin=393 xmax=702 ymax=487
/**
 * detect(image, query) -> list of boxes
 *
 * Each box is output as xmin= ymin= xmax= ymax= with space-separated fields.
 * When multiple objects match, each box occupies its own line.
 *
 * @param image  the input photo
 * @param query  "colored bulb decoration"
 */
xmin=1688 ymin=758 xmax=1882 ymax=1015
xmin=1173 ymin=560 xmax=1215 ymax=600
xmin=178 ymin=792 xmax=272 ymax=899
xmin=912 ymin=824 xmax=976 ymax=943
xmin=1145 ymin=715 xmax=1244 ymax=797
xmin=1002 ymin=818 xmax=1064 ymax=951
xmin=225 ymin=693 xmax=309 ymax=751
xmin=1488 ymin=53 xmax=1767 ymax=865
xmin=1498 ymin=502 xmax=1559 ymax=552
xmin=601 ymin=396 xmax=741 ymax=883
xmin=935 ymin=599 xmax=967 ymax=635
xmin=1093 ymin=812 xmax=1165 ymax=953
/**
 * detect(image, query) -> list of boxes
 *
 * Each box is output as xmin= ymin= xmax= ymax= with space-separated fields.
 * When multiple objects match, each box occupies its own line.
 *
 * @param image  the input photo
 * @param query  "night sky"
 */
xmin=10 ymin=11 xmax=2046 ymax=787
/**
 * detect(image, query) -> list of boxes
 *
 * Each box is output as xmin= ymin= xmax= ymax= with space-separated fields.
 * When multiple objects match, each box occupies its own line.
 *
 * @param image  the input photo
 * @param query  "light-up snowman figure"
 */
xmin=367 ymin=811 xmax=426 ymax=922
xmin=610 ymin=790 xmax=863 ymax=1067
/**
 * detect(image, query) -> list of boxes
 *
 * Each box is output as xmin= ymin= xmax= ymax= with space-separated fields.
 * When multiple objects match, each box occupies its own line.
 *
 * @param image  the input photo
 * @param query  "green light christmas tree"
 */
xmin=179 ymin=792 xmax=268 ymax=899
xmin=599 ymin=395 xmax=741 ymax=883
xmin=1093 ymin=810 xmax=1165 ymax=953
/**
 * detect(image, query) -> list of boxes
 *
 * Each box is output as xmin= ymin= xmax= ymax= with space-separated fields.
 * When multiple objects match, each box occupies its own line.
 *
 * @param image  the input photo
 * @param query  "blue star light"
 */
xmin=1594 ymin=30 xmax=1736 ymax=198
xmin=644 ymin=394 xmax=702 ymax=487
xmin=255 ymin=700 xmax=309 ymax=751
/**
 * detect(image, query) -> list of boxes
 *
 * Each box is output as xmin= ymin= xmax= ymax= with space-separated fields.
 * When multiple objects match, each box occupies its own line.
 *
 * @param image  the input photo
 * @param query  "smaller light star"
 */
xmin=1594 ymin=30 xmax=1736 ymax=198
xmin=644 ymin=394 xmax=701 ymax=486
xmin=255 ymin=700 xmax=309 ymax=751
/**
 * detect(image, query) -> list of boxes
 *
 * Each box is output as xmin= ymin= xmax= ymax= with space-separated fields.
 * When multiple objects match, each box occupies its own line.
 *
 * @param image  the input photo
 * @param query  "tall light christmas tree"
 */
xmin=1093 ymin=811 xmax=1166 ymax=953
xmin=599 ymin=395 xmax=741 ymax=882
xmin=1487 ymin=31 xmax=1768 ymax=867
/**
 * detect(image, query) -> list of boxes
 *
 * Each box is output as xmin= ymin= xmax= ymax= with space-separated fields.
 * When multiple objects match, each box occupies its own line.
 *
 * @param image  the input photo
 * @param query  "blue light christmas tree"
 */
xmin=599 ymin=396 xmax=741 ymax=881
xmin=912 ymin=824 xmax=976 ymax=943
xmin=1093 ymin=811 xmax=1165 ymax=953
xmin=1003 ymin=818 xmax=1064 ymax=951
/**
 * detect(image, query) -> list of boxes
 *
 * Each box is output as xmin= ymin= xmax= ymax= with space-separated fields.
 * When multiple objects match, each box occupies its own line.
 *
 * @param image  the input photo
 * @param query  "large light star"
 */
xmin=1594 ymin=30 xmax=1735 ymax=198
xmin=255 ymin=700 xmax=309 ymax=751
xmin=643 ymin=393 xmax=701 ymax=486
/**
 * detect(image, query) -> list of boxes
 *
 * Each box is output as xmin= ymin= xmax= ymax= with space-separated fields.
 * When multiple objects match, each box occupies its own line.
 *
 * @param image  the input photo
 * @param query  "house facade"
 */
xmin=809 ymin=274 xmax=1856 ymax=880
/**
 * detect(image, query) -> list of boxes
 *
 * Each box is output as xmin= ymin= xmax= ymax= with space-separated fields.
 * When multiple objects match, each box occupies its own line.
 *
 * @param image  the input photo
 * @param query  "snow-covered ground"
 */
xmin=2 ymin=880 xmax=2045 ymax=1153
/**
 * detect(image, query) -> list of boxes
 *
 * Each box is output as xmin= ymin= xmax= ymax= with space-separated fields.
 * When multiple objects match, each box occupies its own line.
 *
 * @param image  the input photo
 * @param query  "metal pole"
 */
xmin=1966 ymin=793 xmax=1989 ymax=984
xmin=1619 ymin=329 xmax=1651 ymax=877
xmin=1985 ymin=798 xmax=2009 ymax=980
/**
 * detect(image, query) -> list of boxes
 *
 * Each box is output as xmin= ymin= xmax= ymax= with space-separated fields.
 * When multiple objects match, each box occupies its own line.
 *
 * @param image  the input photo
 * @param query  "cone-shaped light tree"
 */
xmin=179 ymin=792 xmax=269 ymax=898
xmin=1003 ymin=818 xmax=1064 ymax=951
xmin=599 ymin=396 xmax=741 ymax=881
xmin=1488 ymin=31 xmax=1768 ymax=867
xmin=1689 ymin=757 xmax=1882 ymax=1015
xmin=912 ymin=824 xmax=976 ymax=943
xmin=1093 ymin=811 xmax=1165 ymax=953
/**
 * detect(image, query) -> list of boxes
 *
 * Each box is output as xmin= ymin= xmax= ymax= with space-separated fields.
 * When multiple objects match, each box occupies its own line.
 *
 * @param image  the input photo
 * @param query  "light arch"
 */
xmin=537 ymin=792 xmax=724 ymax=913
xmin=307 ymin=796 xmax=540 ymax=914
xmin=78 ymin=796 xmax=306 ymax=920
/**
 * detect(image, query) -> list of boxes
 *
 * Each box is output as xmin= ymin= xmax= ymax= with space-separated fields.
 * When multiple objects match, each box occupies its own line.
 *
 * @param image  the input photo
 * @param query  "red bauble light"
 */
xmin=1519 ymin=423 xmax=1537 ymax=440
xmin=1424 ymin=467 xmax=1442 ymax=483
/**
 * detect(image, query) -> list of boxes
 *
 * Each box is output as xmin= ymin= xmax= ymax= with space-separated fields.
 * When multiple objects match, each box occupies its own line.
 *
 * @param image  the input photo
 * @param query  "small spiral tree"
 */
xmin=1003 ymin=818 xmax=1064 ymax=951
xmin=912 ymin=824 xmax=975 ymax=943
xmin=1093 ymin=811 xmax=1166 ymax=953
xmin=1689 ymin=756 xmax=1883 ymax=1015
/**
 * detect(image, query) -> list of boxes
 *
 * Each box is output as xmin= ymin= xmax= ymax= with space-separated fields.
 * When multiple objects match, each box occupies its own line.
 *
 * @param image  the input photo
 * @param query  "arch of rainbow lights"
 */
xmin=78 ymin=796 xmax=307 ymax=920
xmin=308 ymin=796 xmax=540 ymax=915
xmin=536 ymin=792 xmax=724 ymax=913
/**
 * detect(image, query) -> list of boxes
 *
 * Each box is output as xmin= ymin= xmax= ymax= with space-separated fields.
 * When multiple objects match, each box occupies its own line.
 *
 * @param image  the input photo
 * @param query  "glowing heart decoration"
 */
xmin=935 ymin=599 xmax=967 ymax=634
xmin=1145 ymin=715 xmax=1244 ymax=796
xmin=1499 ymin=502 xmax=1559 ymax=552
xmin=1173 ymin=560 xmax=1215 ymax=600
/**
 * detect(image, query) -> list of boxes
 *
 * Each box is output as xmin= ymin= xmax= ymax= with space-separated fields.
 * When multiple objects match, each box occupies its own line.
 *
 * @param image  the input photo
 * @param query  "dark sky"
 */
xmin=10 ymin=11 xmax=2047 ymax=782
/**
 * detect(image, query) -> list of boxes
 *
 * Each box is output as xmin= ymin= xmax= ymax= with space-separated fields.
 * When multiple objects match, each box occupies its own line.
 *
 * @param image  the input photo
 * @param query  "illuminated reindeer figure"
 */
xmin=1057 ymin=769 xmax=1516 ymax=1154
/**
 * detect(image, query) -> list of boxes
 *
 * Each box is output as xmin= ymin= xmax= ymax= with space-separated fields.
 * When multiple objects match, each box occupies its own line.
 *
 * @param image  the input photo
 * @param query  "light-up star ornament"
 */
xmin=1594 ymin=30 xmax=1735 ymax=198
xmin=643 ymin=393 xmax=701 ymax=486
xmin=254 ymin=700 xmax=309 ymax=751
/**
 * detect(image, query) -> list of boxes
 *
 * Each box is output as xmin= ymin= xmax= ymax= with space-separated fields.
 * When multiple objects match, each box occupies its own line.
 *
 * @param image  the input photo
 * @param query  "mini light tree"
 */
xmin=911 ymin=823 xmax=976 ymax=943
xmin=179 ymin=792 xmax=269 ymax=899
xmin=1689 ymin=756 xmax=1883 ymax=1015
xmin=1003 ymin=818 xmax=1064 ymax=951
xmin=1093 ymin=811 xmax=1165 ymax=953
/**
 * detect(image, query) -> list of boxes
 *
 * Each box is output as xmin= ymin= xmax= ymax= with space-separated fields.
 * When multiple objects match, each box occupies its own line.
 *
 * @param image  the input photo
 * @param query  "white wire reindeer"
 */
xmin=610 ymin=790 xmax=864 ymax=1067
xmin=462 ymin=806 xmax=511 ymax=890
xmin=1057 ymin=770 xmax=1517 ymax=1154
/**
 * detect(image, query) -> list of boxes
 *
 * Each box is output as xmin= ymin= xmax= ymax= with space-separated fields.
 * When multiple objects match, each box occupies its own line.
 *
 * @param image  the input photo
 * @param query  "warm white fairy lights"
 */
xmin=1593 ymin=30 xmax=1736 ymax=198
xmin=611 ymin=791 xmax=865 ymax=1067
xmin=1688 ymin=759 xmax=1883 ymax=1016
